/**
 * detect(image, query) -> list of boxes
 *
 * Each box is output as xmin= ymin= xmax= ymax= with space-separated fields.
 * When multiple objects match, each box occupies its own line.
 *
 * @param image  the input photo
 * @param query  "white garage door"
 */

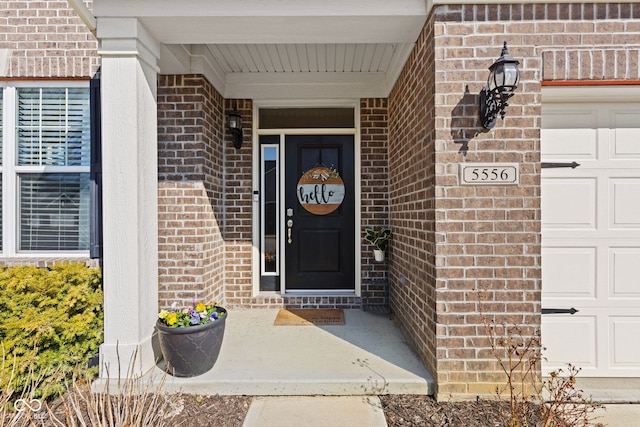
xmin=541 ymin=87 xmax=640 ymax=377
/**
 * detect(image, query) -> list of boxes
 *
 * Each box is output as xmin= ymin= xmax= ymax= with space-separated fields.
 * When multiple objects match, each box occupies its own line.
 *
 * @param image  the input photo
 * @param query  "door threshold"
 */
xmin=284 ymin=290 xmax=357 ymax=297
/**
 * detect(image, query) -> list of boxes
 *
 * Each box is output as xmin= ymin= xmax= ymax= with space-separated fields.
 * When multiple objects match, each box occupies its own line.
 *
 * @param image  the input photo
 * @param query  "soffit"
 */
xmin=93 ymin=0 xmax=428 ymax=98
xmin=205 ymin=43 xmax=400 ymax=74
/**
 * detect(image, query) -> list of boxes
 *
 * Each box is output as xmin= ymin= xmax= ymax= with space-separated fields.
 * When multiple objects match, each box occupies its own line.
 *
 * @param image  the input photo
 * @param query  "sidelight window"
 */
xmin=260 ymin=136 xmax=280 ymax=291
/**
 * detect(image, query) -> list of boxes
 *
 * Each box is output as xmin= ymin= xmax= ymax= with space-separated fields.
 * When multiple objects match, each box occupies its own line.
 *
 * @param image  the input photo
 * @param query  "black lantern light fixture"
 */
xmin=227 ymin=110 xmax=243 ymax=149
xmin=479 ymin=41 xmax=520 ymax=129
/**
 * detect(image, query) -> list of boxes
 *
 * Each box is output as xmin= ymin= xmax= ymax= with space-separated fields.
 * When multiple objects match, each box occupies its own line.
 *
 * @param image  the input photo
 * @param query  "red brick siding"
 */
xmin=157 ymin=75 xmax=226 ymax=308
xmin=360 ymin=98 xmax=390 ymax=307
xmin=388 ymin=12 xmax=439 ymax=389
xmin=222 ymin=99 xmax=254 ymax=307
xmin=388 ymin=2 xmax=639 ymax=400
xmin=0 ymin=1 xmax=99 ymax=78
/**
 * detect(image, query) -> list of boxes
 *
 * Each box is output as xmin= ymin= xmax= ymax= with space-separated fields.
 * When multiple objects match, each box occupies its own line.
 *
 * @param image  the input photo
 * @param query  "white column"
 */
xmin=97 ymin=18 xmax=160 ymax=378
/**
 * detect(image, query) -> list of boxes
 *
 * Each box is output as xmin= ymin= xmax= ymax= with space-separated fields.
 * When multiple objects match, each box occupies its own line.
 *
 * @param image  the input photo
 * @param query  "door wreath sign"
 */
xmin=297 ymin=166 xmax=345 ymax=215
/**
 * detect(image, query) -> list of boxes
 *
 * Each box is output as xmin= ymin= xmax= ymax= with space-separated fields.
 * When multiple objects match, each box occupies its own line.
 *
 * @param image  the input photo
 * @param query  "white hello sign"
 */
xmin=297 ymin=167 xmax=345 ymax=215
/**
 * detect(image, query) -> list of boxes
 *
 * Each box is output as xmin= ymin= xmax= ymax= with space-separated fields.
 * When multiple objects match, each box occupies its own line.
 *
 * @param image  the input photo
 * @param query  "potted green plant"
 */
xmin=156 ymin=301 xmax=227 ymax=377
xmin=364 ymin=227 xmax=391 ymax=262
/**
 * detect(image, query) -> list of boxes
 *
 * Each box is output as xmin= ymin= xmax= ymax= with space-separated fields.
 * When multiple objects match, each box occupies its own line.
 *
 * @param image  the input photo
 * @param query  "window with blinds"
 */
xmin=0 ymin=90 xmax=3 ymax=251
xmin=0 ymin=89 xmax=3 ymax=166
xmin=11 ymin=87 xmax=91 ymax=252
xmin=0 ymin=175 xmax=2 ymax=252
xmin=19 ymin=174 xmax=90 ymax=251
xmin=17 ymin=88 xmax=90 ymax=167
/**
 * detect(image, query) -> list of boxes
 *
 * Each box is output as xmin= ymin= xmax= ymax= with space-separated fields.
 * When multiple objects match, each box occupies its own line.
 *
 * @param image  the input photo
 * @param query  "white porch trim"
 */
xmin=97 ymin=18 xmax=161 ymax=378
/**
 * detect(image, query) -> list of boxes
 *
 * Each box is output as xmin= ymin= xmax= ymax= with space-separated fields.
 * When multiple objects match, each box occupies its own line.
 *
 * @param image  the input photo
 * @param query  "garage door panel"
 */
xmin=610 ymin=318 xmax=640 ymax=367
xmin=611 ymin=110 xmax=640 ymax=158
xmin=611 ymin=248 xmax=640 ymax=298
xmin=613 ymin=129 xmax=640 ymax=157
xmin=542 ymin=317 xmax=597 ymax=372
xmin=542 ymin=94 xmax=640 ymax=378
xmin=542 ymin=247 xmax=596 ymax=298
xmin=542 ymin=107 xmax=596 ymax=128
xmin=541 ymin=178 xmax=596 ymax=228
xmin=541 ymin=128 xmax=597 ymax=160
xmin=611 ymin=178 xmax=640 ymax=227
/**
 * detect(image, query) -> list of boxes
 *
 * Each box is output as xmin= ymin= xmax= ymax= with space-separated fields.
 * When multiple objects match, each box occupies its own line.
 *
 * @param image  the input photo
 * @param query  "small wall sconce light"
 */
xmin=226 ymin=110 xmax=243 ymax=149
xmin=479 ymin=41 xmax=520 ymax=129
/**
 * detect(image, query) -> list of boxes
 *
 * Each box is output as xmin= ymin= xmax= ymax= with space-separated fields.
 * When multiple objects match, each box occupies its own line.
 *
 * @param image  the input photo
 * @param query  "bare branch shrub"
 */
xmin=46 ymin=352 xmax=174 ymax=427
xmin=483 ymin=318 xmax=542 ymax=426
xmin=540 ymin=364 xmax=604 ymax=427
xmin=479 ymin=289 xmax=604 ymax=427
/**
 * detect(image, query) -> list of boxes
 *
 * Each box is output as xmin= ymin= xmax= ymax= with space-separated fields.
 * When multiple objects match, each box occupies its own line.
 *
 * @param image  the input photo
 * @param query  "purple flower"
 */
xmin=190 ymin=310 xmax=201 ymax=325
xmin=210 ymin=312 xmax=219 ymax=321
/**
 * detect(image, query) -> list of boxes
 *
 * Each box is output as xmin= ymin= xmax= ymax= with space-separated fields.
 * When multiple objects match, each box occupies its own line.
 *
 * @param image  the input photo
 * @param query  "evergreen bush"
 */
xmin=0 ymin=263 xmax=103 ymax=399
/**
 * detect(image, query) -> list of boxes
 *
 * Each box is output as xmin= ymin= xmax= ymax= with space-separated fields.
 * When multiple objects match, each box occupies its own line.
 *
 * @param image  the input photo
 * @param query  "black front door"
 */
xmin=284 ymin=135 xmax=355 ymax=290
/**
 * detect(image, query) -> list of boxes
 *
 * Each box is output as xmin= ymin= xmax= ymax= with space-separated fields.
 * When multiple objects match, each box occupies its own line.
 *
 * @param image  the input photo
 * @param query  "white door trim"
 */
xmin=251 ymin=100 xmax=362 ymax=297
xmin=542 ymin=85 xmax=640 ymax=103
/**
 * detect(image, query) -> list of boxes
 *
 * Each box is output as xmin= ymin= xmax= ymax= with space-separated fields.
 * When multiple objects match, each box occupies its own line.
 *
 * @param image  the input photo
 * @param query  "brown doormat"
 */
xmin=274 ymin=309 xmax=345 ymax=326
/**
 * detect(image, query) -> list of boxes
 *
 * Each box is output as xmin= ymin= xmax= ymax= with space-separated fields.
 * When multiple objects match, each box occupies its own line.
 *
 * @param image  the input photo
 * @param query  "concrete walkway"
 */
xmin=142 ymin=309 xmax=640 ymax=426
xmin=147 ymin=308 xmax=434 ymax=396
xmin=242 ymin=396 xmax=388 ymax=427
xmin=575 ymin=378 xmax=640 ymax=426
xmin=593 ymin=405 xmax=640 ymax=426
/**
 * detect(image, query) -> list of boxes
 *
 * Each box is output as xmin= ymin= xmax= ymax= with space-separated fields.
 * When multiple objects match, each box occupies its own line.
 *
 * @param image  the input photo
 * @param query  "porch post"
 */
xmin=97 ymin=18 xmax=160 ymax=378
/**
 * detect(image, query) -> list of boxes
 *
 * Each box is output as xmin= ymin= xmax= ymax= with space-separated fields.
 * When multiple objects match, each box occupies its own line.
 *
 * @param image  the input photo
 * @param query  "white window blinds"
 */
xmin=17 ymin=88 xmax=90 ymax=167
xmin=12 ymin=87 xmax=91 ymax=252
xmin=0 ymin=91 xmax=3 ymax=251
xmin=19 ymin=173 xmax=90 ymax=251
xmin=0 ymin=90 xmax=3 ymax=166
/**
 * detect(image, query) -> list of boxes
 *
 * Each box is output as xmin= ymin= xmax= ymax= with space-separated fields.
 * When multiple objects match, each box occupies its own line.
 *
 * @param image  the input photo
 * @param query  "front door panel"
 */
xmin=284 ymin=135 xmax=355 ymax=290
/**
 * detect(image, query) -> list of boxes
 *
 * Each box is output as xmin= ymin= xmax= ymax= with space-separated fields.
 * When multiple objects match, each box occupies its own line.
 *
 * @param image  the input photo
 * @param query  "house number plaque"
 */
xmin=459 ymin=163 xmax=519 ymax=185
xmin=297 ymin=166 xmax=345 ymax=215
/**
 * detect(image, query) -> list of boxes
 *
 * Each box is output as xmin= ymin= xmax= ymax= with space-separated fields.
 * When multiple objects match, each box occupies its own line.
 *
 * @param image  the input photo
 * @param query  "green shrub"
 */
xmin=0 ymin=263 xmax=103 ymax=400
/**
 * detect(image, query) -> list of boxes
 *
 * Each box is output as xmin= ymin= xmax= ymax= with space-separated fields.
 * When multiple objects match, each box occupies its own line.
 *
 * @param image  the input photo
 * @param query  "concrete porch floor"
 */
xmin=146 ymin=308 xmax=435 ymax=396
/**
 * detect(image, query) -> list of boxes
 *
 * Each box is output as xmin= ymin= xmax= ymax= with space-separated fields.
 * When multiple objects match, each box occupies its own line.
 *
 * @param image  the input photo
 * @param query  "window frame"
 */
xmin=1 ymin=81 xmax=91 ymax=257
xmin=0 ymin=85 xmax=3 ymax=252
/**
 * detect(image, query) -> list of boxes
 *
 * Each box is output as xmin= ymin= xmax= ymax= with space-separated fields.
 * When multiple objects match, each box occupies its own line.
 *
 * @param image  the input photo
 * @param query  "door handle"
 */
xmin=287 ymin=219 xmax=293 ymax=244
xmin=541 ymin=162 xmax=581 ymax=169
xmin=541 ymin=307 xmax=579 ymax=315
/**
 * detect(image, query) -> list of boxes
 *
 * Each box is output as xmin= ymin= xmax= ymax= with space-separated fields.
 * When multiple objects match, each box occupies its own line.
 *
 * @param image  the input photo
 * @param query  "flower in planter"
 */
xmin=158 ymin=301 xmax=226 ymax=328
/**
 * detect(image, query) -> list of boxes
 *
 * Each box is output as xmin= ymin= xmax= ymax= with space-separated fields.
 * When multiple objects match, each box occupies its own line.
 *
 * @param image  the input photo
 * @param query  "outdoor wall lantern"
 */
xmin=479 ymin=41 xmax=520 ymax=129
xmin=227 ymin=110 xmax=243 ymax=149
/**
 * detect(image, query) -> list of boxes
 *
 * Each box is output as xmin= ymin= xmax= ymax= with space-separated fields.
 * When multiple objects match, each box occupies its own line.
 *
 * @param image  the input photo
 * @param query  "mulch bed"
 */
xmin=380 ymin=395 xmax=541 ymax=426
xmin=153 ymin=394 xmax=251 ymax=426
xmin=4 ymin=393 xmax=549 ymax=426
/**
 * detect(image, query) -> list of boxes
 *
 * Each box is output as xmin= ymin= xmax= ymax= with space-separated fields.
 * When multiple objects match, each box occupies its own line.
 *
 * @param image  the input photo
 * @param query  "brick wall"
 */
xmin=542 ymin=47 xmax=640 ymax=81
xmin=388 ymin=12 xmax=439 ymax=387
xmin=157 ymin=75 xmax=226 ymax=307
xmin=360 ymin=98 xmax=391 ymax=307
xmin=222 ymin=99 xmax=254 ymax=307
xmin=389 ymin=2 xmax=640 ymax=400
xmin=0 ymin=1 xmax=99 ymax=78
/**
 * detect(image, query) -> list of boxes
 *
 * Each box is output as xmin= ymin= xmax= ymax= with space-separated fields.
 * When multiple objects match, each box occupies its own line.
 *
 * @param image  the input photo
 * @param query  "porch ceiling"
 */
xmin=92 ymin=0 xmax=429 ymax=99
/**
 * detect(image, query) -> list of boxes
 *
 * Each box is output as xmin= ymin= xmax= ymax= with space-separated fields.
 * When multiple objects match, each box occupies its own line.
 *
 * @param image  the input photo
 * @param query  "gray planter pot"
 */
xmin=156 ymin=308 xmax=227 ymax=377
